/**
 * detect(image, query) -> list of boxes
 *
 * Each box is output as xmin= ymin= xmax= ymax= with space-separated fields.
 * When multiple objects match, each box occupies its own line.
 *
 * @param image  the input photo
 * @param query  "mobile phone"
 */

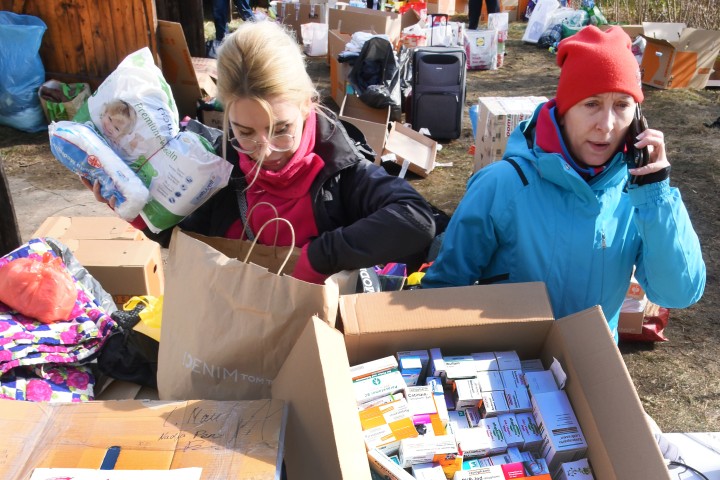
xmin=626 ymin=104 xmax=650 ymax=183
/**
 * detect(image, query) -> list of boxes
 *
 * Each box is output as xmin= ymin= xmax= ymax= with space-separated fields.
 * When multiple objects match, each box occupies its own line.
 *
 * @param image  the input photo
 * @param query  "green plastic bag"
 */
xmin=38 ymin=80 xmax=91 ymax=123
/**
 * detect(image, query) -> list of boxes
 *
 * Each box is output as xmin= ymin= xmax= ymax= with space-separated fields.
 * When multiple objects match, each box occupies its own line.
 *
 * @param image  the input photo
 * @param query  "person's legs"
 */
xmin=484 ymin=0 xmax=500 ymax=14
xmin=213 ymin=0 xmax=229 ymax=41
xmin=234 ymin=0 xmax=256 ymax=22
xmin=468 ymin=0 xmax=481 ymax=29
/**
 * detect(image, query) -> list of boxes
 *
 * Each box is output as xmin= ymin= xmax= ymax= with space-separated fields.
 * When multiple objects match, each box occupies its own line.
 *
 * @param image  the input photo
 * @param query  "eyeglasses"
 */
xmin=229 ymin=133 xmax=295 ymax=154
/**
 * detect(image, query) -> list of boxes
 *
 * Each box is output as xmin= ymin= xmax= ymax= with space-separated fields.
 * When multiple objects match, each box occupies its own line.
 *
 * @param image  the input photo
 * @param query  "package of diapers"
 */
xmin=75 ymin=47 xmax=179 ymax=168
xmin=138 ymin=131 xmax=233 ymax=233
xmin=49 ymin=121 xmax=150 ymax=221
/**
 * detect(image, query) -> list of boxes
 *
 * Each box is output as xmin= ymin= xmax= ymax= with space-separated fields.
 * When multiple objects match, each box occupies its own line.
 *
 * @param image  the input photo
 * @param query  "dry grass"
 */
xmin=597 ymin=0 xmax=720 ymax=29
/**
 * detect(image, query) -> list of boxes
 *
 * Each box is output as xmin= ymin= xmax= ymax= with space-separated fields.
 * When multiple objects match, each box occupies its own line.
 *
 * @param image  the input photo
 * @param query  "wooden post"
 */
xmin=0 ymin=160 xmax=21 ymax=256
xmin=155 ymin=0 xmax=205 ymax=57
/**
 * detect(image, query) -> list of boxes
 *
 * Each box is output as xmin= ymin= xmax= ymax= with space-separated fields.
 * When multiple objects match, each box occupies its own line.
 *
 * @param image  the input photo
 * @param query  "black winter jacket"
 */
xmin=173 ymin=111 xmax=436 ymax=275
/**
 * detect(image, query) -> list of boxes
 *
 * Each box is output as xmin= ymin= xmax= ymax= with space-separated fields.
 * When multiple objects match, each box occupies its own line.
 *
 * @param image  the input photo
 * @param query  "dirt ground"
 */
xmin=1 ymin=22 xmax=718 ymax=433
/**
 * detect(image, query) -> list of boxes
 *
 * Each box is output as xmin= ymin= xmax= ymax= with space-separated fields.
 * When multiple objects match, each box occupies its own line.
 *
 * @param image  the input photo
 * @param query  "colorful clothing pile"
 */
xmin=0 ymin=239 xmax=116 ymax=401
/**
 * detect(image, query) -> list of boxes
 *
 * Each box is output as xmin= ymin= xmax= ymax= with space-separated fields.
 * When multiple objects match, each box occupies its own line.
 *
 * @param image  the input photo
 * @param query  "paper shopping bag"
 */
xmin=157 ymin=228 xmax=340 ymax=400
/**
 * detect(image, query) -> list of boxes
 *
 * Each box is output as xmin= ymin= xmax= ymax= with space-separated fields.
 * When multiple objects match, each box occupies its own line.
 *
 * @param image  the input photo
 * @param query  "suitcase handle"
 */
xmin=428 ymin=13 xmax=450 ymax=47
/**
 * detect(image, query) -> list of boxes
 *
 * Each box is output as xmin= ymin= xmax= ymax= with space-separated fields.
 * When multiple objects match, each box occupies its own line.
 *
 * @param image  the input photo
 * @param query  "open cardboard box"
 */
xmin=640 ymin=22 xmax=720 ymax=89
xmin=277 ymin=0 xmax=329 ymax=46
xmin=328 ymin=29 xmax=353 ymax=107
xmin=328 ymin=5 xmax=420 ymax=46
xmin=32 ymin=216 xmax=164 ymax=307
xmin=276 ymin=282 xmax=670 ymax=479
xmin=383 ymin=121 xmax=437 ymax=177
xmin=33 ymin=216 xmax=147 ymax=242
xmin=339 ymin=94 xmax=391 ymax=164
xmin=2 ymin=398 xmax=286 ymax=478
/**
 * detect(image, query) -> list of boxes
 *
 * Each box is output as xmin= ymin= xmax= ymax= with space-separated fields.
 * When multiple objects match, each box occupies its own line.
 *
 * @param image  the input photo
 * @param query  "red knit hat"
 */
xmin=555 ymin=25 xmax=643 ymax=115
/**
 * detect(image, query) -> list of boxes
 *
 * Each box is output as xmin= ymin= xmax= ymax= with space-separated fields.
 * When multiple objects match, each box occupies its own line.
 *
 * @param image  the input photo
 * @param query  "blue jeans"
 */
xmin=213 ymin=0 xmax=255 ymax=41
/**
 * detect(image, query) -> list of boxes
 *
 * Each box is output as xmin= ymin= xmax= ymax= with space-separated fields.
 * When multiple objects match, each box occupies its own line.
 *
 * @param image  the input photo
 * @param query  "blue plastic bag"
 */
xmin=0 ymin=12 xmax=47 ymax=132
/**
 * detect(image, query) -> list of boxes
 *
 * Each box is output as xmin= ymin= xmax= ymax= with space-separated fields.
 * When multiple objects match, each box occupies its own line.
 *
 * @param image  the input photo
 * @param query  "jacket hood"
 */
xmin=504 ymin=101 xmax=630 ymax=202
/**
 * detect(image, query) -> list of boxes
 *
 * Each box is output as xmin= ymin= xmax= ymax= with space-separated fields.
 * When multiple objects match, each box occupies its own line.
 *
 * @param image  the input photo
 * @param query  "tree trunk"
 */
xmin=0 ymin=160 xmax=21 ymax=256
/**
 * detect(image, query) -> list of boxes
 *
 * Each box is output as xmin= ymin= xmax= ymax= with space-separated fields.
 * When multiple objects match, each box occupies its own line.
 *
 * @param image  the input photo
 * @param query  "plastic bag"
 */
xmin=465 ymin=29 xmax=498 ymax=71
xmin=122 ymin=296 xmax=162 ymax=342
xmin=0 ymin=12 xmax=47 ymax=133
xmin=348 ymin=36 xmax=402 ymax=109
xmin=48 ymin=121 xmax=151 ymax=220
xmin=138 ymin=131 xmax=233 ymax=233
xmin=301 ymin=22 xmax=328 ymax=57
xmin=74 ymin=47 xmax=179 ymax=170
xmin=38 ymin=80 xmax=91 ymax=123
xmin=0 ymin=254 xmax=77 ymax=324
xmin=98 ymin=297 xmax=160 ymax=388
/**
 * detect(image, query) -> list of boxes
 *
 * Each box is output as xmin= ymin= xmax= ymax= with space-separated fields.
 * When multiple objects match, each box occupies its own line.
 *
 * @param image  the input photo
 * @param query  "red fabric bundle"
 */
xmin=619 ymin=304 xmax=670 ymax=343
xmin=0 ymin=254 xmax=77 ymax=324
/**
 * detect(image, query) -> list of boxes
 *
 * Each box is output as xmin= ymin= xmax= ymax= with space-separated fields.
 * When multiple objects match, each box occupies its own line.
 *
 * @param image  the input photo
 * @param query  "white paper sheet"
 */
xmin=30 ymin=467 xmax=202 ymax=480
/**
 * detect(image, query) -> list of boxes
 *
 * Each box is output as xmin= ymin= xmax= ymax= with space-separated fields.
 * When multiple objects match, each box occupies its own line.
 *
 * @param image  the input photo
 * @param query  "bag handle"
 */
xmin=241 ymin=201 xmax=280 ymax=242
xmin=243 ymin=217 xmax=296 ymax=275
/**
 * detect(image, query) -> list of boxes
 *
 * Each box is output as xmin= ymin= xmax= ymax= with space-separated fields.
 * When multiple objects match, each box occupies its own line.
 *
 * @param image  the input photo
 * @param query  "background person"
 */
xmin=468 ymin=0 xmax=499 ymax=30
xmin=421 ymin=26 xmax=706 ymax=342
xmin=209 ymin=0 xmax=256 ymax=56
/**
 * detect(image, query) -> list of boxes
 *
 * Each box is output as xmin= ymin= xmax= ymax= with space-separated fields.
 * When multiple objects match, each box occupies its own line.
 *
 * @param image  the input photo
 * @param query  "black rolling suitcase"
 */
xmin=410 ymin=45 xmax=466 ymax=140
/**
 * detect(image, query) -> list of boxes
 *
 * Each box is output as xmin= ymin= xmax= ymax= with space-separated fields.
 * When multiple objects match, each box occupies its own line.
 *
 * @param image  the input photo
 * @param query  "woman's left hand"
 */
xmin=628 ymin=127 xmax=671 ymax=178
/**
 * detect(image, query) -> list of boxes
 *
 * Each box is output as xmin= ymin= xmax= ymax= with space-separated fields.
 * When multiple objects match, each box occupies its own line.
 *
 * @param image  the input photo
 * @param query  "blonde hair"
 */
xmin=217 ymin=22 xmax=319 ymax=138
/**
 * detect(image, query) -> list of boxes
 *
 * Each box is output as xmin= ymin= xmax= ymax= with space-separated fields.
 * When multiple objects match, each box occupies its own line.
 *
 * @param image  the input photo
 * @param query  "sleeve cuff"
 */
xmin=291 ymin=244 xmax=328 ymax=284
xmin=629 ymin=177 xmax=671 ymax=207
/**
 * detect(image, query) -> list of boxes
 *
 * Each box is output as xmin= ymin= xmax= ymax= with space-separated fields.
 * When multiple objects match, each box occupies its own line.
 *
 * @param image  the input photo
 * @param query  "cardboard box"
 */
xmin=473 ymin=96 xmax=547 ymax=173
xmin=157 ymin=20 xmax=203 ymax=120
xmin=640 ymin=22 xmax=720 ymax=89
xmin=69 ymin=239 xmax=164 ymax=307
xmin=33 ymin=216 xmax=147 ymax=242
xmin=340 ymin=94 xmax=391 ymax=163
xmin=1 ymin=398 xmax=286 ymax=478
xmin=328 ymin=29 xmax=353 ymax=107
xmin=277 ymin=0 xmax=329 ymax=46
xmin=32 ymin=216 xmax=163 ymax=308
xmin=337 ymin=282 xmax=670 ymax=479
xmin=383 ymin=122 xmax=437 ymax=177
xmin=329 ymin=6 xmax=405 ymax=45
xmin=707 ymin=55 xmax=720 ymax=87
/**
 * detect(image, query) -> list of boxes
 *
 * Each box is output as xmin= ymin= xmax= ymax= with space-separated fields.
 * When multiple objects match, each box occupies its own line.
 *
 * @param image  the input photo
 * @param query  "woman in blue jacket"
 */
xmin=422 ymin=26 xmax=705 ymax=342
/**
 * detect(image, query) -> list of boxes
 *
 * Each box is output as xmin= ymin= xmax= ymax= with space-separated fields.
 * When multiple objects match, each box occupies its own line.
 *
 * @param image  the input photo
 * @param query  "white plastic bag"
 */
xmin=301 ymin=22 xmax=328 ymax=56
xmin=85 ymin=47 xmax=179 ymax=168
xmin=465 ymin=29 xmax=498 ymax=71
xmin=49 ymin=121 xmax=150 ymax=221
xmin=522 ymin=0 xmax=560 ymax=44
xmin=139 ymin=131 xmax=233 ymax=233
xmin=488 ymin=12 xmax=509 ymax=67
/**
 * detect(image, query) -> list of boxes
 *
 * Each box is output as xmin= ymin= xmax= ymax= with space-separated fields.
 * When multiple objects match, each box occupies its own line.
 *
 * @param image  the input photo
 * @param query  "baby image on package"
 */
xmin=77 ymin=47 xmax=179 ymax=169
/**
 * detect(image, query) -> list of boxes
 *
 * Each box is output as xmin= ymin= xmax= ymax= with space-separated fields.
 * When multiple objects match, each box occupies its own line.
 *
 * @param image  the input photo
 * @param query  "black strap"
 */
xmin=477 ymin=273 xmax=510 ymax=285
xmin=503 ymin=158 xmax=528 ymax=186
xmin=233 ymin=178 xmax=255 ymax=241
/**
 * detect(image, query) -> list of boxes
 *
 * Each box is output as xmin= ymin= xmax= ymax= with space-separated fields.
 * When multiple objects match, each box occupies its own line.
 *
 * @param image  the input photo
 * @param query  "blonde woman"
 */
xmin=171 ymin=21 xmax=435 ymax=283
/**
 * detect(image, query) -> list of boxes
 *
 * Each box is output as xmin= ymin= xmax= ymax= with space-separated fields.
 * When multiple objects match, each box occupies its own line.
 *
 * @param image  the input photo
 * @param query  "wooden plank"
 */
xmin=76 ymin=0 xmax=100 ymax=80
xmin=63 ymin=0 xmax=85 ymax=80
xmin=111 ymin=0 xmax=132 ymax=60
xmin=98 ymin=0 xmax=119 ymax=70
xmin=0 ymin=159 xmax=21 ymax=256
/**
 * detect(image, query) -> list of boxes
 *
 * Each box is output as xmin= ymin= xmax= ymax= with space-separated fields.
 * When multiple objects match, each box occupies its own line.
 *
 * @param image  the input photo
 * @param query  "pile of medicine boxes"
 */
xmin=351 ymin=349 xmax=595 ymax=480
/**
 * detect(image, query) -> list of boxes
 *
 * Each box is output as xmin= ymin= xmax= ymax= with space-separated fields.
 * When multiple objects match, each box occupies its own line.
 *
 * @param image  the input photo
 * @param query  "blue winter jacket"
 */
xmin=422 ymin=102 xmax=706 ymax=341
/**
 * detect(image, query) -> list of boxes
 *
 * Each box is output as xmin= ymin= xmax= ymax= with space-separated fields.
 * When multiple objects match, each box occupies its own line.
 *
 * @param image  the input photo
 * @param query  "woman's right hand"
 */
xmin=80 ymin=177 xmax=117 ymax=209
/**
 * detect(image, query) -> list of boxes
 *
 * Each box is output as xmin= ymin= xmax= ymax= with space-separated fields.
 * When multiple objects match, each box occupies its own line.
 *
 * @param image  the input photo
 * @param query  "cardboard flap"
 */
xmin=157 ymin=20 xmax=203 ymax=120
xmin=555 ymin=308 xmax=669 ymax=479
xmin=273 ymin=317 xmax=370 ymax=480
xmin=383 ymin=122 xmax=437 ymax=177
xmin=341 ymin=283 xmax=555 ymax=364
xmin=642 ymin=22 xmax=687 ymax=42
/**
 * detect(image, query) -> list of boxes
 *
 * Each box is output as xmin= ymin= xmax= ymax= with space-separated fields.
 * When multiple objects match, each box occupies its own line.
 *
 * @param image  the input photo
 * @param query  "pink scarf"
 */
xmin=233 ymin=110 xmax=324 ymax=247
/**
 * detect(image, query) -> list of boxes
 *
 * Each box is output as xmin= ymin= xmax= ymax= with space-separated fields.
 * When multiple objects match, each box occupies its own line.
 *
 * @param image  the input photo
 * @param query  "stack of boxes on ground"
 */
xmin=472 ymin=96 xmax=548 ymax=173
xmin=352 ymin=348 xmax=591 ymax=479
xmin=32 ymin=216 xmax=164 ymax=309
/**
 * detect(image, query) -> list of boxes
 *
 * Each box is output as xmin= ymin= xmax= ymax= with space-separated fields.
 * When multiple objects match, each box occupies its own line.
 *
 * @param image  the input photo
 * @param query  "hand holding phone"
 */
xmin=626 ymin=104 xmax=650 ymax=184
